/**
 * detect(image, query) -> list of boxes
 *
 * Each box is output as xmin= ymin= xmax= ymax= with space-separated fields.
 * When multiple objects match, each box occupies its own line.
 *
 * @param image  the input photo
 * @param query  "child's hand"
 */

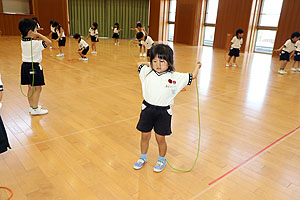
xmin=27 ymin=30 xmax=39 ymax=39
xmin=196 ymin=61 xmax=202 ymax=69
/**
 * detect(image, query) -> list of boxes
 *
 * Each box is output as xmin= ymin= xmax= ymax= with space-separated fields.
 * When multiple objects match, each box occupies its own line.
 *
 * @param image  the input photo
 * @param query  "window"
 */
xmin=1 ymin=0 xmax=31 ymax=14
xmin=168 ymin=0 xmax=177 ymax=41
xmin=254 ymin=0 xmax=283 ymax=53
xmin=203 ymin=0 xmax=219 ymax=46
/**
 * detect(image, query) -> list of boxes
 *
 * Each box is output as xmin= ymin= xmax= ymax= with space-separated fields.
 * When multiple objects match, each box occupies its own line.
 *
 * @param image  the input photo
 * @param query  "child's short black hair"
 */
xmin=137 ymin=23 xmax=142 ymax=28
xmin=136 ymin=32 xmax=144 ymax=40
xmin=150 ymin=44 xmax=175 ymax=72
xmin=291 ymin=31 xmax=300 ymax=39
xmin=114 ymin=22 xmax=119 ymax=29
xmin=19 ymin=18 xmax=37 ymax=37
xmin=73 ymin=33 xmax=81 ymax=39
xmin=92 ymin=22 xmax=98 ymax=29
xmin=50 ymin=20 xmax=55 ymax=25
xmin=52 ymin=21 xmax=59 ymax=27
xmin=236 ymin=29 xmax=244 ymax=36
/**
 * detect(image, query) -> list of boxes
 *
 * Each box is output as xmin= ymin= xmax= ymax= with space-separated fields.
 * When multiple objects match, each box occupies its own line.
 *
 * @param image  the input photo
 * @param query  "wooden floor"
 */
xmin=0 ymin=36 xmax=300 ymax=200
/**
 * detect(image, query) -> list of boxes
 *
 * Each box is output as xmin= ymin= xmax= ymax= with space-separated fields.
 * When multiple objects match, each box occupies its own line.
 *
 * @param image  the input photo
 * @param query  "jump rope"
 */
xmin=129 ymin=40 xmax=202 ymax=172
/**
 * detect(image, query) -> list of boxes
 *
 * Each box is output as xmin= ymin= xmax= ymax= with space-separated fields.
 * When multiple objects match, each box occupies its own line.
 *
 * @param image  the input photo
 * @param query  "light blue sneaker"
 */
xmin=133 ymin=158 xmax=147 ymax=170
xmin=153 ymin=160 xmax=167 ymax=172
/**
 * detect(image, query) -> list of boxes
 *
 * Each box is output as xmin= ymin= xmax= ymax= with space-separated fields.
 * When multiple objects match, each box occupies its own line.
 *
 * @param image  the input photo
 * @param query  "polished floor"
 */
xmin=0 ymin=36 xmax=300 ymax=200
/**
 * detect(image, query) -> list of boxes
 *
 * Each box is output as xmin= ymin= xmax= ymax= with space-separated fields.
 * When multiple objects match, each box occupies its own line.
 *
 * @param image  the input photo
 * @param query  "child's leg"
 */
xmin=139 ymin=45 xmax=142 ymax=53
xmin=280 ymin=60 xmax=288 ymax=70
xmin=155 ymin=133 xmax=167 ymax=157
xmin=227 ymin=56 xmax=232 ymax=63
xmin=28 ymin=86 xmax=42 ymax=108
xmin=93 ymin=42 xmax=96 ymax=52
xmin=143 ymin=46 xmax=146 ymax=54
xmin=233 ymin=56 xmax=237 ymax=64
xmin=59 ymin=46 xmax=63 ymax=54
xmin=298 ymin=61 xmax=300 ymax=69
xmin=141 ymin=131 xmax=151 ymax=154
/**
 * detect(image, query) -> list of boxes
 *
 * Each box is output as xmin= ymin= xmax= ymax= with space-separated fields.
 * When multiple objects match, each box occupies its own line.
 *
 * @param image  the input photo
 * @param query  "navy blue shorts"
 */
xmin=136 ymin=101 xmax=172 ymax=136
xmin=228 ymin=48 xmax=240 ymax=57
xmin=280 ymin=51 xmax=290 ymax=61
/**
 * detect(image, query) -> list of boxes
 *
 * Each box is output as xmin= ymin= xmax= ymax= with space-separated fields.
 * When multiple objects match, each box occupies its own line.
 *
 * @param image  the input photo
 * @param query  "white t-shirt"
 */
xmin=141 ymin=36 xmax=154 ymax=49
xmin=50 ymin=26 xmax=56 ymax=33
xmin=138 ymin=64 xmax=192 ymax=107
xmin=295 ymin=40 xmax=300 ymax=52
xmin=283 ymin=39 xmax=296 ymax=53
xmin=231 ymin=36 xmax=243 ymax=49
xmin=78 ymin=39 xmax=89 ymax=50
xmin=89 ymin=27 xmax=98 ymax=36
xmin=21 ymin=38 xmax=47 ymax=63
xmin=114 ymin=28 xmax=119 ymax=34
xmin=56 ymin=27 xmax=65 ymax=38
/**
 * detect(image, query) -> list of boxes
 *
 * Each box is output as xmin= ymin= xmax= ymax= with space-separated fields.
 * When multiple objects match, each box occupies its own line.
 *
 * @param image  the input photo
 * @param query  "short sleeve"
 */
xmin=138 ymin=64 xmax=152 ymax=82
xmin=231 ymin=36 xmax=236 ymax=43
xmin=240 ymin=38 xmax=243 ymax=45
xmin=149 ymin=37 xmax=154 ymax=45
xmin=173 ymin=72 xmax=193 ymax=92
xmin=35 ymin=40 xmax=47 ymax=51
xmin=95 ymin=29 xmax=98 ymax=35
xmin=284 ymin=40 xmax=289 ymax=47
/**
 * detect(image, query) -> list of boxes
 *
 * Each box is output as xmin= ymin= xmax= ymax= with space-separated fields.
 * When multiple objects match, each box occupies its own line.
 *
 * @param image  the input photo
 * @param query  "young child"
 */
xmin=73 ymin=33 xmax=89 ymax=61
xmin=226 ymin=29 xmax=244 ymax=67
xmin=53 ymin=21 xmax=66 ymax=57
xmin=18 ymin=18 xmax=51 ymax=115
xmin=32 ymin=17 xmax=44 ymax=31
xmin=290 ymin=36 xmax=300 ymax=72
xmin=130 ymin=23 xmax=148 ymax=57
xmin=133 ymin=44 xmax=201 ymax=172
xmin=49 ymin=20 xmax=58 ymax=49
xmin=276 ymin=32 xmax=300 ymax=75
xmin=112 ymin=23 xmax=121 ymax=45
xmin=86 ymin=22 xmax=99 ymax=54
xmin=136 ymin=32 xmax=154 ymax=59
xmin=0 ymin=73 xmax=11 ymax=154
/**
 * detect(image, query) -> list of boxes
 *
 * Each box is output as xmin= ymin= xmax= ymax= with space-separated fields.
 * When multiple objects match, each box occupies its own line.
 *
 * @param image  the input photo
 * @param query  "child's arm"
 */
xmin=130 ymin=28 xmax=136 ymax=31
xmin=28 ymin=31 xmax=52 ymax=46
xmin=136 ymin=62 xmax=150 ymax=67
xmin=86 ymin=32 xmax=90 ymax=39
xmin=275 ymin=45 xmax=284 ymax=52
xmin=0 ymin=91 xmax=2 ymax=102
xmin=143 ymin=28 xmax=148 ymax=35
xmin=191 ymin=62 xmax=202 ymax=79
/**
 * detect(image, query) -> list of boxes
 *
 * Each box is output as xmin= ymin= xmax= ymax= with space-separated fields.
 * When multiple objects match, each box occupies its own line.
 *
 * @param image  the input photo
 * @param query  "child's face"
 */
xmin=92 ymin=25 xmax=95 ymax=29
xmin=292 ymin=37 xmax=299 ymax=42
xmin=114 ymin=25 xmax=117 ymax=28
xmin=238 ymin=33 xmax=244 ymax=38
xmin=152 ymin=56 xmax=169 ymax=73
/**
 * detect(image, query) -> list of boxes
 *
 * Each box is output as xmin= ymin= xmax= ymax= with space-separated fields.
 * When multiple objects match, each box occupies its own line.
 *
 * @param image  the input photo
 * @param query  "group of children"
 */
xmin=13 ymin=17 xmax=202 ymax=173
xmin=9 ymin=17 xmax=299 ymax=173
xmin=226 ymin=28 xmax=300 ymax=75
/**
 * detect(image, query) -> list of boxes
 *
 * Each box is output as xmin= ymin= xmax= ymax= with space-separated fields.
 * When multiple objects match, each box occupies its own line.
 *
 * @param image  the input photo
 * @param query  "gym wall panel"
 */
xmin=214 ymin=0 xmax=253 ymax=51
xmin=0 ymin=13 xmax=34 ymax=35
xmin=273 ymin=0 xmax=300 ymax=50
xmin=149 ymin=0 xmax=161 ymax=41
xmin=174 ymin=0 xmax=202 ymax=45
xmin=68 ymin=0 xmax=149 ymax=38
xmin=0 ymin=0 xmax=68 ymax=36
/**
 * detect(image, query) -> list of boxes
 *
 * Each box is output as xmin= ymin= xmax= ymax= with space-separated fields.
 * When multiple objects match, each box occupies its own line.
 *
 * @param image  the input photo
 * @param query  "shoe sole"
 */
xmin=153 ymin=162 xmax=167 ymax=173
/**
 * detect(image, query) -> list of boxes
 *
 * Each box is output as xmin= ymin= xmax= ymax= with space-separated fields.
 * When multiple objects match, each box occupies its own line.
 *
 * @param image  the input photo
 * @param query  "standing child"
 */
xmin=18 ymin=18 xmax=51 ymax=115
xmin=136 ymin=32 xmax=154 ymax=59
xmin=130 ymin=23 xmax=148 ymax=57
xmin=226 ymin=29 xmax=244 ymax=67
xmin=112 ymin=23 xmax=121 ymax=45
xmin=86 ymin=22 xmax=99 ymax=54
xmin=0 ymin=73 xmax=11 ymax=154
xmin=32 ymin=17 xmax=44 ymax=31
xmin=291 ymin=37 xmax=300 ymax=72
xmin=133 ymin=44 xmax=201 ymax=172
xmin=276 ymin=32 xmax=300 ymax=75
xmin=53 ymin=21 xmax=66 ymax=57
xmin=49 ymin=20 xmax=58 ymax=49
xmin=73 ymin=33 xmax=89 ymax=61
